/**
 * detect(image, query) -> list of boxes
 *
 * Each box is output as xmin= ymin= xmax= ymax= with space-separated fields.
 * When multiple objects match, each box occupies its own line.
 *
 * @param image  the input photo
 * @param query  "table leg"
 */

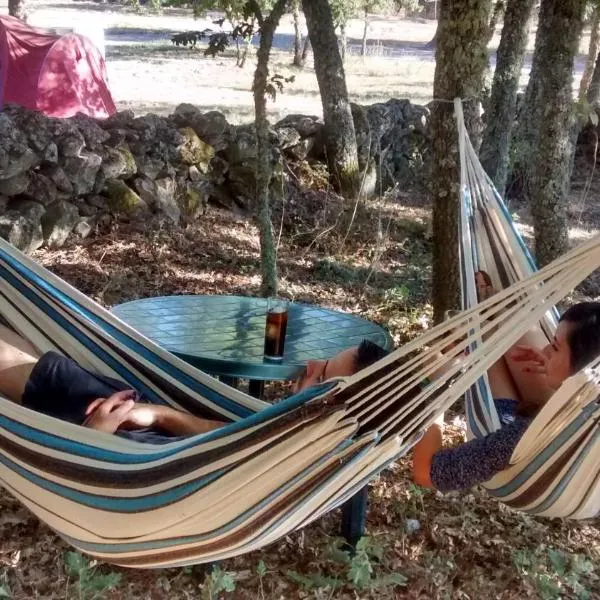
xmin=248 ymin=379 xmax=264 ymax=398
xmin=340 ymin=486 xmax=368 ymax=549
xmin=219 ymin=376 xmax=239 ymax=389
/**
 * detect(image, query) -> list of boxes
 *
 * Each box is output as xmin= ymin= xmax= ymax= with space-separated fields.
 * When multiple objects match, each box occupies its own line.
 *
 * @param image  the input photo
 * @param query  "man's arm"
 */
xmin=151 ymin=405 xmax=226 ymax=435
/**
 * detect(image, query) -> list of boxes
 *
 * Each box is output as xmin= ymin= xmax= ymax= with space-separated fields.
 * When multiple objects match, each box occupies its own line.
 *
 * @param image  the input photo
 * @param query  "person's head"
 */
xmin=543 ymin=302 xmax=600 ymax=389
xmin=294 ymin=339 xmax=389 ymax=392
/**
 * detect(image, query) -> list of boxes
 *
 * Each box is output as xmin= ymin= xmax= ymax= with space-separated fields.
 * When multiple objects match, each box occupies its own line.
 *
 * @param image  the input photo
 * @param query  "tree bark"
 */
xmin=529 ymin=0 xmax=586 ymax=267
xmin=292 ymin=0 xmax=304 ymax=66
xmin=509 ymin=0 xmax=552 ymax=194
xmin=303 ymin=0 xmax=360 ymax=197
xmin=339 ymin=22 xmax=347 ymax=61
xmin=8 ymin=0 xmax=26 ymax=19
xmin=362 ymin=8 xmax=369 ymax=56
xmin=588 ymin=43 xmax=600 ymax=105
xmin=485 ymin=0 xmax=505 ymax=45
xmin=251 ymin=0 xmax=289 ymax=297
xmin=301 ymin=35 xmax=311 ymax=62
xmin=431 ymin=0 xmax=492 ymax=324
xmin=480 ymin=0 xmax=535 ymax=192
xmin=579 ymin=5 xmax=600 ymax=100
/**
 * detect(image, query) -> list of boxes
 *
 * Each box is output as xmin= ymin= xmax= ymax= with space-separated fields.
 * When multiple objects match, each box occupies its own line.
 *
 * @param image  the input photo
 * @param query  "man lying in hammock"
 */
xmin=0 ymin=325 xmax=386 ymax=443
xmin=412 ymin=297 xmax=600 ymax=492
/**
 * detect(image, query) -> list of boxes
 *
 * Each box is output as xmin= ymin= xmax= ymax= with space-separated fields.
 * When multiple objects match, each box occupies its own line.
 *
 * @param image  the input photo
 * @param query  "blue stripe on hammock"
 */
xmin=0 ymin=380 xmax=337 ymax=464
xmin=0 ymin=448 xmax=230 ymax=511
xmin=57 ymin=438 xmax=360 ymax=555
xmin=0 ymin=252 xmax=252 ymax=418
xmin=485 ymin=402 xmax=600 ymax=498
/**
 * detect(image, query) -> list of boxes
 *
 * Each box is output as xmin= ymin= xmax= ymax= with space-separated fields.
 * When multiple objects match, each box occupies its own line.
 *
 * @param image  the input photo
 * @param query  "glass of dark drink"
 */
xmin=264 ymin=298 xmax=288 ymax=360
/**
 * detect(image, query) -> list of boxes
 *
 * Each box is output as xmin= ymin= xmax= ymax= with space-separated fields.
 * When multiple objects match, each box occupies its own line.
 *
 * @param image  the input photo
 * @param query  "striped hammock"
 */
xmin=455 ymin=98 xmax=600 ymax=519
xmin=0 ymin=127 xmax=598 ymax=568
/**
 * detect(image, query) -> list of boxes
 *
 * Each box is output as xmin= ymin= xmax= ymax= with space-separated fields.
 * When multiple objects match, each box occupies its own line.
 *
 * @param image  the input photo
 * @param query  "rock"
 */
xmin=100 ymin=146 xmax=137 ymax=179
xmin=172 ymin=106 xmax=233 ymax=152
xmin=104 ymin=179 xmax=149 ymax=217
xmin=0 ymin=172 xmax=30 ymax=196
xmin=179 ymin=181 xmax=207 ymax=221
xmin=0 ymin=195 xmax=8 ymax=212
xmin=71 ymin=199 xmax=99 ymax=216
xmin=135 ymin=154 xmax=165 ymax=180
xmin=405 ymin=519 xmax=421 ymax=535
xmin=226 ymin=163 xmax=257 ymax=210
xmin=86 ymin=195 xmax=109 ymax=210
xmin=154 ymin=177 xmax=180 ymax=224
xmin=177 ymin=127 xmax=215 ymax=168
xmin=63 ymin=151 xmax=102 ymax=196
xmin=25 ymin=172 xmax=57 ymax=206
xmin=41 ymin=165 xmax=73 ymax=195
xmin=103 ymin=110 xmax=135 ymax=129
xmin=225 ymin=125 xmax=257 ymax=164
xmin=43 ymin=142 xmax=58 ymax=164
xmin=133 ymin=177 xmax=156 ymax=207
xmin=0 ymin=201 xmax=45 ymax=253
xmin=275 ymin=114 xmax=323 ymax=138
xmin=72 ymin=115 xmax=111 ymax=149
xmin=41 ymin=201 xmax=80 ymax=248
xmin=275 ymin=127 xmax=301 ymax=150
xmin=188 ymin=165 xmax=202 ymax=182
xmin=73 ymin=216 xmax=97 ymax=239
xmin=286 ymin=138 xmax=314 ymax=160
xmin=0 ymin=148 xmax=38 ymax=181
xmin=58 ymin=131 xmax=86 ymax=158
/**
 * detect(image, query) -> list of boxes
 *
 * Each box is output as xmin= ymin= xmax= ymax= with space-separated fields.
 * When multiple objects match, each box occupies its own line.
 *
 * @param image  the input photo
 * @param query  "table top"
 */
xmin=112 ymin=295 xmax=393 ymax=380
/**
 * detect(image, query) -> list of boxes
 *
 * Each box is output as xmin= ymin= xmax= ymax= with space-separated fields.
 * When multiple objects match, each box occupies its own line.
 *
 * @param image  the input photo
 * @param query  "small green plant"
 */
xmin=513 ymin=547 xmax=596 ymax=600
xmin=201 ymin=565 xmax=237 ymax=600
xmin=286 ymin=536 xmax=407 ymax=592
xmin=256 ymin=560 xmax=267 ymax=599
xmin=64 ymin=552 xmax=121 ymax=600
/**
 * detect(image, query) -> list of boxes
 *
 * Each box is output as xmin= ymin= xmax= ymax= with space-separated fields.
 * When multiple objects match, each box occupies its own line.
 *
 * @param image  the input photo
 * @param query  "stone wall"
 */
xmin=0 ymin=99 xmax=431 ymax=253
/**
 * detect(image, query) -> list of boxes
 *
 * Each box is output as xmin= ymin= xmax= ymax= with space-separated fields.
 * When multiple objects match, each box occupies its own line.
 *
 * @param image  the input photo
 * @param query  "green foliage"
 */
xmin=64 ymin=552 xmax=121 ymax=600
xmin=200 ymin=565 xmax=237 ymax=600
xmin=286 ymin=536 xmax=407 ymax=593
xmin=513 ymin=547 xmax=596 ymax=600
xmin=266 ymin=74 xmax=296 ymax=101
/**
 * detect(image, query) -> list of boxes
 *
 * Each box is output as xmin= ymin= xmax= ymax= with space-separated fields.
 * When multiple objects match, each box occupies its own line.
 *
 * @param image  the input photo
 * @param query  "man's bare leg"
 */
xmin=0 ymin=325 xmax=40 ymax=403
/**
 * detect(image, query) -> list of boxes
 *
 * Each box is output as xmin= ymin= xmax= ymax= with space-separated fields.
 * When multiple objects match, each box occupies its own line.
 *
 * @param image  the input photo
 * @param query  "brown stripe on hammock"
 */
xmin=0 ymin=396 xmax=344 ymax=490
xmin=498 ymin=426 xmax=592 ymax=510
xmin=103 ymin=438 xmax=373 ymax=567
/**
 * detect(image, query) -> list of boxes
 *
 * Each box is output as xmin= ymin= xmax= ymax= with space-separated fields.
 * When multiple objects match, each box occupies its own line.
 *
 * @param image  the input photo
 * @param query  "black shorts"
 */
xmin=21 ymin=351 xmax=135 ymax=425
xmin=20 ymin=352 xmax=181 ymax=444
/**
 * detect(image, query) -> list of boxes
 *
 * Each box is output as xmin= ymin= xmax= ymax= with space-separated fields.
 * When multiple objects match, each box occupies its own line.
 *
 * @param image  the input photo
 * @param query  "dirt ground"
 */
xmin=0 ymin=2 xmax=599 ymax=599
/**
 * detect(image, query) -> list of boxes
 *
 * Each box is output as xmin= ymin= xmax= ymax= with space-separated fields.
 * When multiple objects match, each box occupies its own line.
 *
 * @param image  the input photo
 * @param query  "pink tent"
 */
xmin=0 ymin=16 xmax=116 ymax=119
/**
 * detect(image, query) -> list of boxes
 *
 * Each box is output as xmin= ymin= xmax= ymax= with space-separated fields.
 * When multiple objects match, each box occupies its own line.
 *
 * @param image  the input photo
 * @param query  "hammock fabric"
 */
xmin=0 ymin=115 xmax=598 ymax=567
xmin=455 ymin=99 xmax=600 ymax=519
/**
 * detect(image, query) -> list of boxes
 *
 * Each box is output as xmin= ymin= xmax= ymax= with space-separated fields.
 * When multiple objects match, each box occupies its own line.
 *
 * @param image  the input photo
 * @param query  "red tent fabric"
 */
xmin=0 ymin=16 xmax=116 ymax=119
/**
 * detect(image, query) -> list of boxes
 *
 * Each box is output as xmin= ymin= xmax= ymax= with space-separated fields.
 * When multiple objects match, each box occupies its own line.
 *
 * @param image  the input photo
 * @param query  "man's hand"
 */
xmin=509 ymin=345 xmax=548 ymax=375
xmin=83 ymin=390 xmax=136 ymax=433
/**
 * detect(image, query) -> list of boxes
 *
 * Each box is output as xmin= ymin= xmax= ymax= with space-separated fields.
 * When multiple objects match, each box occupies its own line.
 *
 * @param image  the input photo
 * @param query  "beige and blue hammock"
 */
xmin=0 ymin=102 xmax=598 ymax=568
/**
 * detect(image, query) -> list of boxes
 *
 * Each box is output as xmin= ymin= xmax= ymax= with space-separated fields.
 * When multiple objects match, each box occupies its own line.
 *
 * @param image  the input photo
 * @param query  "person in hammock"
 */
xmin=0 ymin=323 xmax=387 ymax=443
xmin=412 ymin=278 xmax=600 ymax=492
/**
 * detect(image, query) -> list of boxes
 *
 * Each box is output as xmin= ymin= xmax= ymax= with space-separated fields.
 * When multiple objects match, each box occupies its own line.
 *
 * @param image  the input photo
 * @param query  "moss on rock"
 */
xmin=177 ymin=127 xmax=215 ymax=171
xmin=104 ymin=179 xmax=148 ymax=215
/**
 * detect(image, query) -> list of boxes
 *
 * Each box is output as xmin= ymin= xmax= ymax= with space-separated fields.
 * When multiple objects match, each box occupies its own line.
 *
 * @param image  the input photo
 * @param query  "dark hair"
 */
xmin=354 ymin=339 xmax=389 ymax=372
xmin=559 ymin=302 xmax=600 ymax=373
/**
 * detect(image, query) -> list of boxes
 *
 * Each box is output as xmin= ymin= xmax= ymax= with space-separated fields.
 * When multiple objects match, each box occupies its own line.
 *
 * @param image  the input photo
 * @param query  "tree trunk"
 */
xmin=361 ymin=8 xmax=369 ymax=56
xmin=292 ymin=0 xmax=304 ymax=66
xmin=579 ymin=5 xmax=600 ymax=100
xmin=301 ymin=35 xmax=311 ymax=62
xmin=252 ymin=0 xmax=289 ymax=297
xmin=339 ymin=22 xmax=347 ymax=61
xmin=529 ymin=0 xmax=586 ymax=267
xmin=480 ymin=0 xmax=535 ymax=192
xmin=303 ymin=0 xmax=360 ymax=197
xmin=509 ymin=0 xmax=552 ymax=195
xmin=485 ymin=0 xmax=505 ymax=45
xmin=588 ymin=44 xmax=600 ymax=105
xmin=8 ymin=0 xmax=26 ymax=19
xmin=431 ymin=0 xmax=492 ymax=324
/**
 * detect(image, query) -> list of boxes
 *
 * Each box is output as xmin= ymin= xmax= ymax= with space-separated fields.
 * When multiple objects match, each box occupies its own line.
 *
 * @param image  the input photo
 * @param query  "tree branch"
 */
xmin=246 ymin=0 xmax=265 ymax=28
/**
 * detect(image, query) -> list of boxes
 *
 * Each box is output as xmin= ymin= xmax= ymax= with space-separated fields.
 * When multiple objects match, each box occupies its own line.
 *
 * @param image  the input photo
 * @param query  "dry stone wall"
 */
xmin=0 ymin=99 xmax=431 ymax=253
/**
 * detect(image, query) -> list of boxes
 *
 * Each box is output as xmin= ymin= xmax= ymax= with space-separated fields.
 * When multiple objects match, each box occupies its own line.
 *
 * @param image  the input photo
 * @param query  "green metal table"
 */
xmin=111 ymin=294 xmax=393 ymax=546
